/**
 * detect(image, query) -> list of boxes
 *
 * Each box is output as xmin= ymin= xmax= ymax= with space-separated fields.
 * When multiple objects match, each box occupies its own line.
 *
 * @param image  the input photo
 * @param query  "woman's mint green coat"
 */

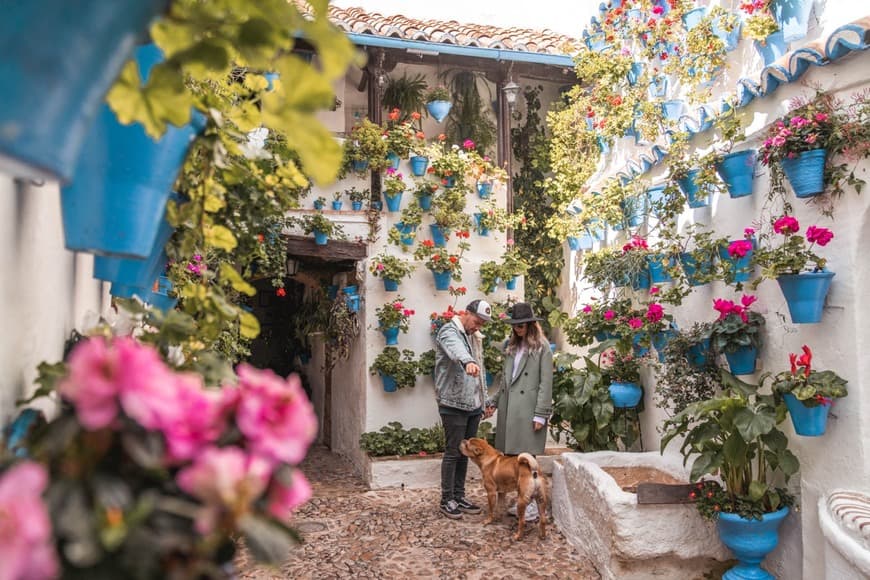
xmin=493 ymin=346 xmax=553 ymax=455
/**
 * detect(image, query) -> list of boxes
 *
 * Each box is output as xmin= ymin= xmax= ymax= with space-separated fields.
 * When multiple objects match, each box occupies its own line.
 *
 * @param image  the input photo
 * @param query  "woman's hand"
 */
xmin=533 ymin=421 xmax=544 ymax=432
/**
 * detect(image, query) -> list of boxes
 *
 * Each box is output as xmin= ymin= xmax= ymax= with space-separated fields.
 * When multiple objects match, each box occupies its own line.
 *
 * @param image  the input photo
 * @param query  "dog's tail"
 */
xmin=518 ymin=452 xmax=540 ymax=479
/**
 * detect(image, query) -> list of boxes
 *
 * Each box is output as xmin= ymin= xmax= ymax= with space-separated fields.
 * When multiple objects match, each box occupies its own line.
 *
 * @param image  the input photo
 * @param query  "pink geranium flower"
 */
xmin=234 ymin=365 xmax=318 ymax=466
xmin=628 ymin=317 xmax=644 ymax=329
xmin=176 ymin=446 xmax=272 ymax=533
xmin=161 ymin=373 xmax=228 ymax=463
xmin=0 ymin=462 xmax=58 ymax=580
xmin=773 ymin=215 xmax=800 ymax=234
xmin=646 ymin=303 xmax=664 ymax=323
xmin=267 ymin=470 xmax=313 ymax=521
xmin=582 ymin=304 xmax=593 ymax=313
xmin=806 ymin=225 xmax=834 ymax=246
xmin=604 ymin=310 xmax=616 ymax=320
xmin=727 ymin=240 xmax=753 ymax=258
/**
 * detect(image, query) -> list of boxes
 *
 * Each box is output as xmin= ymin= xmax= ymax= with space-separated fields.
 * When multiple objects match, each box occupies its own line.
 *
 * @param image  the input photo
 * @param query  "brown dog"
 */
xmin=459 ymin=437 xmax=548 ymax=540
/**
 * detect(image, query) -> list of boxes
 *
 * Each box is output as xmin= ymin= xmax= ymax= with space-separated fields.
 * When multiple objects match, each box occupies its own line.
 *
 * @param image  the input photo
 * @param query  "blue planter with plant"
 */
xmin=725 ymin=345 xmax=757 ymax=375
xmin=410 ymin=155 xmax=428 ymax=176
xmin=351 ymin=200 xmax=363 ymax=211
xmin=313 ymin=198 xmax=325 ymax=210
xmin=719 ymin=243 xmax=754 ymax=283
xmin=383 ymin=278 xmax=399 ymax=292
xmin=609 ymin=382 xmax=642 ymax=408
xmin=427 ymin=100 xmax=452 ymax=123
xmin=678 ymin=169 xmax=710 ymax=208
xmin=93 ymin=212 xmax=173 ymax=288
xmin=506 ymin=276 xmax=518 ymax=291
xmin=647 ymin=254 xmax=674 ymax=283
xmin=681 ymin=252 xmax=712 ymax=286
xmin=755 ymin=31 xmax=788 ymax=66
xmin=442 ymin=175 xmax=457 ymax=188
xmin=474 ymin=213 xmax=490 ymax=237
xmin=567 ymin=236 xmax=581 ymax=251
xmin=688 ymin=339 xmax=711 ymax=368
xmin=682 ymin=6 xmax=706 ymax=30
xmin=432 ymin=270 xmax=452 ymax=291
xmin=773 ymin=0 xmax=813 ymax=41
xmin=381 ymin=325 xmax=400 ymax=346
xmin=631 ymin=270 xmax=651 ymax=291
xmin=418 ymin=194 xmax=433 ymax=211
xmin=662 ymin=100 xmax=684 ymax=121
xmin=395 ymin=222 xmax=416 ymax=246
xmin=352 ymin=159 xmax=369 ymax=172
xmin=717 ymin=508 xmax=789 ymax=580
xmin=716 ymin=150 xmax=757 ymax=198
xmin=653 ymin=327 xmax=678 ymax=363
xmin=379 ymin=372 xmax=398 ymax=393
xmin=783 ymin=394 xmax=830 ymax=436
xmin=646 ymin=184 xmax=667 ymax=216
xmin=111 ymin=274 xmax=176 ymax=312
xmin=477 ymin=181 xmax=493 ymax=199
xmin=781 ymin=148 xmax=827 ymax=198
xmin=627 ymin=62 xmax=644 ymax=86
xmin=331 ymin=200 xmax=343 ymax=211
xmin=386 ymin=151 xmax=401 ymax=171
xmin=384 ymin=192 xmax=403 ymax=212
xmin=314 ymin=230 xmax=328 ymax=245
xmin=61 ymin=44 xmax=204 ymax=258
xmin=622 ymin=195 xmax=647 ymax=228
xmin=345 ymin=294 xmax=360 ymax=313
xmin=0 ymin=0 xmax=168 ymax=182
xmin=777 ymin=270 xmax=835 ymax=323
xmin=429 ymin=224 xmax=447 ymax=247
xmin=371 ymin=200 xmax=383 ymax=211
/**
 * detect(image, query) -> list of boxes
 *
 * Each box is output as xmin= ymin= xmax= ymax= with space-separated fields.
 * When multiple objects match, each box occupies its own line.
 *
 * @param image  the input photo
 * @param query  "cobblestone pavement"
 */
xmin=238 ymin=446 xmax=598 ymax=579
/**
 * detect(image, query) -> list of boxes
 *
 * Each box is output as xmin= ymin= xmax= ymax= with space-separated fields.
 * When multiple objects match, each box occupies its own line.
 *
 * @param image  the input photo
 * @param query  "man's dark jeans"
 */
xmin=440 ymin=410 xmax=481 ymax=503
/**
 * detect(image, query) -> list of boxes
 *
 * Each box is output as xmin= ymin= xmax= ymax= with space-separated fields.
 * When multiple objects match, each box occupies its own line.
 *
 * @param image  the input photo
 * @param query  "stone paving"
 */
xmin=238 ymin=445 xmax=598 ymax=579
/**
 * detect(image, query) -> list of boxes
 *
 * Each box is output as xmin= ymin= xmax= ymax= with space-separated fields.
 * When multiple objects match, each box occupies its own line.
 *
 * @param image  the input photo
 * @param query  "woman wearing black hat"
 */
xmin=489 ymin=302 xmax=553 ymax=521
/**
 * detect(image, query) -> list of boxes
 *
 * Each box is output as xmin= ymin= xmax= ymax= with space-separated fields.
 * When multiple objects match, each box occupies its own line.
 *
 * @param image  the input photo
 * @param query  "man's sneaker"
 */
xmin=455 ymin=497 xmax=482 ymax=514
xmin=508 ymin=500 xmax=539 ymax=521
xmin=440 ymin=499 xmax=463 ymax=519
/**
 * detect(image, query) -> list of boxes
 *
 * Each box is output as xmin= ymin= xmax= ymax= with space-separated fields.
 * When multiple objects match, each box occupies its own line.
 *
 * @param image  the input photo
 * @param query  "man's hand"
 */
xmin=464 ymin=361 xmax=480 ymax=377
xmin=533 ymin=421 xmax=544 ymax=432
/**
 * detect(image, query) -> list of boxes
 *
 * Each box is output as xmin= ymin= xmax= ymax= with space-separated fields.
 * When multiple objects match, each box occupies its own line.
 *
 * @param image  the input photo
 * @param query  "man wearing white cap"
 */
xmin=434 ymin=299 xmax=492 ymax=519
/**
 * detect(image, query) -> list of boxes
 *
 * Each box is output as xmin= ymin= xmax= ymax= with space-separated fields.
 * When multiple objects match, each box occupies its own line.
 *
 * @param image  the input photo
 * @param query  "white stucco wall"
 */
xmin=558 ymin=3 xmax=870 ymax=578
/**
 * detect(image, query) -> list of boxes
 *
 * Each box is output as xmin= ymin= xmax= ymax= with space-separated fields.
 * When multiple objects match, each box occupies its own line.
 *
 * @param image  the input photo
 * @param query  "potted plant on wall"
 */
xmin=768 ymin=345 xmax=848 ymax=436
xmin=369 ymin=252 xmax=415 ymax=291
xmin=347 ymin=186 xmax=369 ymax=211
xmin=478 ymin=260 xmax=503 ymax=294
xmin=345 ymin=118 xmax=388 ymax=173
xmin=426 ymin=85 xmax=452 ymax=123
xmin=383 ymin=73 xmax=428 ymax=124
xmin=388 ymin=203 xmax=424 ymax=249
xmin=500 ymin=240 xmax=529 ymax=291
xmin=564 ymin=299 xmax=632 ymax=347
xmin=370 ymin=347 xmax=419 ymax=392
xmin=710 ymin=295 xmax=765 ymax=375
xmin=601 ymin=348 xmax=642 ymax=408
xmin=429 ymin=140 xmax=470 ymax=189
xmin=382 ymin=167 xmax=406 ymax=212
xmin=299 ymin=212 xmax=345 ymax=246
xmin=383 ymin=111 xmax=415 ymax=166
xmin=413 ymin=179 xmax=439 ymax=211
xmin=375 ymin=297 xmax=415 ymax=345
xmin=752 ymin=215 xmax=835 ymax=323
xmin=414 ymin=239 xmax=467 ymax=291
xmin=661 ymin=370 xmax=798 ymax=580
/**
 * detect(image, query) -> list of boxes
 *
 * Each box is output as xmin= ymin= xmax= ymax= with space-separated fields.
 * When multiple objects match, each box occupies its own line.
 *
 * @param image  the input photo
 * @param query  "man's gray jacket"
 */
xmin=434 ymin=318 xmax=486 ymax=412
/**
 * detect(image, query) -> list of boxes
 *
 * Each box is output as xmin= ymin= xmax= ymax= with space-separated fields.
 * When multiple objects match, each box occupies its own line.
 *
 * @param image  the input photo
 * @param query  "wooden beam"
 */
xmin=285 ymin=235 xmax=368 ymax=262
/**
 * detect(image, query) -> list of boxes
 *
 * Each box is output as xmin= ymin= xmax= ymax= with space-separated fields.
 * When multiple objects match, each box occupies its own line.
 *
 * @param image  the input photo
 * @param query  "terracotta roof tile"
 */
xmin=304 ymin=4 xmax=580 ymax=56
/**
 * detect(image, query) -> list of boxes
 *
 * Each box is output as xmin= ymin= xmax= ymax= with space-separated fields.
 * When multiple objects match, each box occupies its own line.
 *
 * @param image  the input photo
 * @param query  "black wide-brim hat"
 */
xmin=506 ymin=302 xmax=542 ymax=324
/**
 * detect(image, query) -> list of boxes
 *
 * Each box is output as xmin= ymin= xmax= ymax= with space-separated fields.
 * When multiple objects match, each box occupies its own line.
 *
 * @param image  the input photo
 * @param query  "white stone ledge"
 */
xmin=820 ymin=490 xmax=870 ymax=578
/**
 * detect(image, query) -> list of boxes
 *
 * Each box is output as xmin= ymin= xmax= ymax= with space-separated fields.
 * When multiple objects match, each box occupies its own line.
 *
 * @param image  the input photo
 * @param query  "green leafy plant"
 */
xmin=383 ymin=118 xmax=415 ymax=158
xmin=431 ymin=187 xmax=471 ymax=231
xmin=382 ymin=167 xmax=407 ymax=196
xmin=383 ymin=73 xmax=429 ymax=122
xmin=298 ymin=212 xmax=345 ymax=239
xmin=768 ymin=345 xmax=848 ymax=407
xmin=429 ymin=142 xmax=471 ymax=182
xmin=360 ymin=421 xmax=445 ymax=456
xmin=346 ymin=118 xmax=389 ymax=170
xmin=413 ymin=243 xmax=467 ymax=279
xmin=657 ymin=323 xmax=719 ymax=416
xmin=369 ymin=253 xmax=415 ymax=282
xmin=478 ymin=260 xmax=502 ymax=294
xmin=324 ymin=295 xmax=360 ymax=371
xmin=474 ymin=199 xmax=523 ymax=233
xmin=413 ymin=179 xmax=439 ymax=203
xmin=662 ymin=370 xmax=799 ymax=521
xmin=600 ymin=348 xmax=641 ymax=384
xmin=752 ymin=216 xmax=833 ymax=281
xmin=346 ymin=186 xmax=369 ymax=203
xmin=374 ymin=297 xmax=415 ymax=332
xmin=426 ymin=85 xmax=451 ymax=103
xmin=500 ymin=241 xmax=529 ymax=279
xmin=418 ymin=349 xmax=436 ymax=376
xmin=369 ymin=347 xmax=419 ymax=389
xmin=442 ymin=70 xmax=496 ymax=155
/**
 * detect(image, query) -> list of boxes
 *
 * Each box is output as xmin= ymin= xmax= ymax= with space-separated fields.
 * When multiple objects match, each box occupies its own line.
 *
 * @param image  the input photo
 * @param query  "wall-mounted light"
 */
xmin=503 ymin=80 xmax=520 ymax=109
xmin=286 ymin=258 xmax=299 ymax=276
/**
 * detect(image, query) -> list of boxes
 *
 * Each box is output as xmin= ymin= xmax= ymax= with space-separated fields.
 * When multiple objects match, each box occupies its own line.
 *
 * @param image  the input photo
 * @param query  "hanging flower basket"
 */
xmin=410 ymin=155 xmax=428 ymax=176
xmin=780 ymin=148 xmax=827 ymax=198
xmin=716 ymin=150 xmax=757 ymax=198
xmin=417 ymin=193 xmax=433 ymax=211
xmin=609 ymin=382 xmax=642 ymax=408
xmin=426 ymin=100 xmax=452 ymax=123
xmin=0 ymin=0 xmax=167 ymax=182
xmin=776 ymin=270 xmax=835 ymax=324
xmin=725 ymin=345 xmax=758 ymax=375
xmin=647 ymin=254 xmax=674 ymax=284
xmin=783 ymin=394 xmax=831 ymax=436
xmin=394 ymin=222 xmax=416 ymax=246
xmin=384 ymin=192 xmax=403 ymax=212
xmin=60 ymin=44 xmax=204 ymax=258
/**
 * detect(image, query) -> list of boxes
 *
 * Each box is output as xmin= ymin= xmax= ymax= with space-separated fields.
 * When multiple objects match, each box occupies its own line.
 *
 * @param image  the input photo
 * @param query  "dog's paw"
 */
xmin=512 ymin=532 xmax=522 ymax=541
xmin=482 ymin=517 xmax=495 ymax=526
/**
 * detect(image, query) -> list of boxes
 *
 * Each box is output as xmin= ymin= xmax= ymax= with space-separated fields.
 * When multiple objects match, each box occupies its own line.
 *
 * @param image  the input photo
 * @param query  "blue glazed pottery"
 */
xmin=410 ymin=155 xmax=428 ymax=176
xmin=477 ymin=181 xmax=494 ymax=198
xmin=342 ymin=285 xmax=358 ymax=296
xmin=61 ymin=44 xmax=204 ymax=258
xmin=632 ymin=334 xmax=650 ymax=357
xmin=784 ymin=393 xmax=831 ymax=436
xmin=426 ymin=100 xmax=452 ymax=123
xmin=381 ymin=325 xmax=400 ymax=346
xmin=567 ymin=236 xmax=581 ymax=251
xmin=506 ymin=277 xmax=518 ymax=291
xmin=429 ymin=224 xmax=447 ymax=247
xmin=627 ymin=62 xmax=644 ymax=86
xmin=345 ymin=294 xmax=360 ymax=313
xmin=681 ymin=252 xmax=712 ymax=286
xmin=351 ymin=200 xmax=363 ymax=211
xmin=352 ymin=159 xmax=369 ymax=172
xmin=688 ymin=339 xmax=712 ymax=368
xmin=755 ymin=31 xmax=788 ymax=66
xmin=442 ymin=175 xmax=457 ymax=188
xmin=725 ymin=345 xmax=757 ymax=375
xmin=384 ymin=192 xmax=403 ymax=212
xmin=314 ymin=230 xmax=328 ymax=245
xmin=380 ymin=373 xmax=398 ymax=393
xmin=653 ymin=328 xmax=678 ymax=363
xmin=719 ymin=243 xmax=754 ymax=283
xmin=314 ymin=199 xmax=325 ymax=210
xmin=678 ymin=168 xmax=710 ymax=208
xmin=395 ymin=222 xmax=416 ymax=246
xmin=609 ymin=382 xmax=642 ymax=408
xmin=717 ymin=508 xmax=789 ymax=580
xmin=781 ymin=148 xmax=827 ymax=198
xmin=386 ymin=151 xmax=400 ymax=170
xmin=417 ymin=194 xmax=433 ymax=211
xmin=474 ymin=213 xmax=490 ymax=237
xmin=331 ymin=200 xmax=343 ymax=211
xmin=777 ymin=270 xmax=835 ymax=323
xmin=647 ymin=254 xmax=674 ymax=284
xmin=631 ymin=270 xmax=651 ymax=291
xmin=717 ymin=150 xmax=757 ymax=198
xmin=622 ymin=195 xmax=647 ymax=227
xmin=773 ymin=0 xmax=813 ymax=42
xmin=662 ymin=100 xmax=684 ymax=120
xmin=383 ymin=278 xmax=399 ymax=292
xmin=432 ymin=270 xmax=452 ymax=291
xmin=0 ymin=0 xmax=168 ymax=182
xmin=646 ymin=184 xmax=667 ymax=215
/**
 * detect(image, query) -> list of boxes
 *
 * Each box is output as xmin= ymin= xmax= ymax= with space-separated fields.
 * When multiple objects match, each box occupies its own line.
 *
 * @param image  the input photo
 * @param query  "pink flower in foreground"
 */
xmin=728 ymin=240 xmax=753 ymax=258
xmin=773 ymin=215 xmax=800 ymax=235
xmin=267 ymin=470 xmax=312 ymax=521
xmin=646 ymin=303 xmax=664 ymax=323
xmin=0 ymin=462 xmax=58 ymax=580
xmin=806 ymin=225 xmax=834 ymax=246
xmin=604 ymin=310 xmax=616 ymax=320
xmin=628 ymin=317 xmax=644 ymax=330
xmin=234 ymin=365 xmax=318 ymax=466
xmin=161 ymin=374 xmax=228 ymax=463
xmin=176 ymin=446 xmax=272 ymax=533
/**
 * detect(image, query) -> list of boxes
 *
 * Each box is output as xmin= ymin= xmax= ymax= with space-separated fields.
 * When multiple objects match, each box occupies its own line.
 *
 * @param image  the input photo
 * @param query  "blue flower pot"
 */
xmin=371 ymin=200 xmax=383 ymax=211
xmin=777 ymin=270 xmax=835 ymax=324
xmin=384 ymin=192 xmax=403 ymax=212
xmin=681 ymin=252 xmax=713 ymax=286
xmin=0 ymin=0 xmax=168 ymax=182
xmin=432 ymin=270 xmax=452 ymax=291
xmin=386 ymin=151 xmax=401 ymax=171
xmin=631 ymin=270 xmax=651 ymax=291
xmin=506 ymin=276 xmax=518 ymax=291
xmin=474 ymin=213 xmax=490 ymax=237
xmin=627 ymin=62 xmax=644 ymax=86
xmin=382 ymin=325 xmax=400 ymax=346
xmin=622 ymin=195 xmax=647 ymax=227
xmin=688 ymin=339 xmax=712 ymax=368
xmin=410 ymin=155 xmax=428 ymax=176
xmin=331 ymin=200 xmax=343 ymax=211
xmin=61 ymin=44 xmax=204 ymax=258
xmin=632 ymin=334 xmax=650 ymax=357
xmin=426 ymin=100 xmax=452 ymax=123
xmin=653 ymin=329 xmax=678 ymax=363
xmin=111 ymin=275 xmax=177 ymax=312
xmin=577 ymin=234 xmax=595 ymax=250
xmin=719 ymin=243 xmax=754 ymax=283
xmin=781 ymin=148 xmax=827 ymax=198
xmin=567 ymin=236 xmax=581 ymax=251
xmin=383 ymin=278 xmax=399 ymax=292
xmin=264 ymin=72 xmax=279 ymax=91
xmin=784 ymin=393 xmax=830 ymax=436
xmin=442 ymin=175 xmax=457 ymax=189
xmin=314 ymin=230 xmax=328 ymax=245
xmin=649 ymin=76 xmax=668 ymax=99
xmin=609 ymin=382 xmax=642 ymax=408
xmin=352 ymin=159 xmax=369 ymax=173
xmin=682 ymin=7 xmax=707 ymax=30
xmin=646 ymin=184 xmax=667 ymax=215
xmin=717 ymin=150 xmax=757 ymax=198
xmin=313 ymin=199 xmax=325 ymax=210
xmin=678 ymin=169 xmax=710 ymax=208
xmin=595 ymin=331 xmax=619 ymax=342
xmin=486 ymin=371 xmax=494 ymax=387
xmin=395 ymin=222 xmax=416 ymax=246
xmin=342 ymin=285 xmax=358 ymax=296
xmin=661 ymin=100 xmax=684 ymax=120
xmin=725 ymin=345 xmax=757 ymax=375
xmin=417 ymin=194 xmax=433 ymax=211
xmin=773 ymin=0 xmax=813 ymax=42
xmin=429 ymin=224 xmax=447 ymax=247
xmin=647 ymin=254 xmax=674 ymax=283
xmin=712 ymin=18 xmax=742 ymax=52
xmin=379 ymin=372 xmax=398 ymax=393
xmin=597 ymin=137 xmax=611 ymax=155
xmin=717 ymin=508 xmax=789 ymax=580
xmin=755 ymin=31 xmax=788 ymax=66
xmin=327 ymin=285 xmax=338 ymax=300
xmin=345 ymin=294 xmax=360 ymax=313
xmin=477 ymin=181 xmax=494 ymax=199
xmin=351 ymin=200 xmax=363 ymax=211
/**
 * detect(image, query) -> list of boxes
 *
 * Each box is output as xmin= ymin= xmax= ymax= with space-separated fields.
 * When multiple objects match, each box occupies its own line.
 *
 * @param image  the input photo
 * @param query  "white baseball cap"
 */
xmin=466 ymin=299 xmax=492 ymax=322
